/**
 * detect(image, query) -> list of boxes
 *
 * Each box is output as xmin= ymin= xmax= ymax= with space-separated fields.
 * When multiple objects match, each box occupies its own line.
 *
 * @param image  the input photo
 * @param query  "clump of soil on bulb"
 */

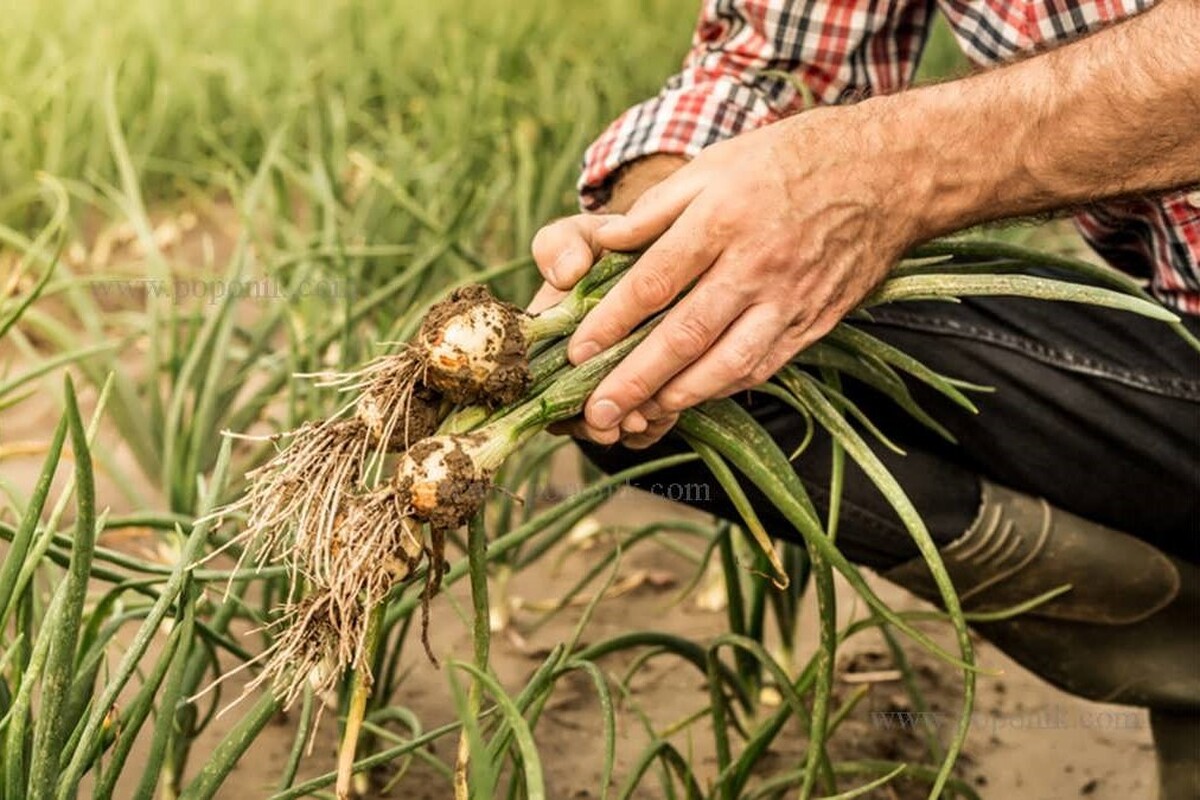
xmin=417 ymin=284 xmax=531 ymax=406
xmin=394 ymin=435 xmax=492 ymax=532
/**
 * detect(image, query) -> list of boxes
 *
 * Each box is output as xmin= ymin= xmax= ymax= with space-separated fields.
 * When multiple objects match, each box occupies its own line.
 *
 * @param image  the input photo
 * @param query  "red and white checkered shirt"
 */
xmin=579 ymin=0 xmax=1200 ymax=315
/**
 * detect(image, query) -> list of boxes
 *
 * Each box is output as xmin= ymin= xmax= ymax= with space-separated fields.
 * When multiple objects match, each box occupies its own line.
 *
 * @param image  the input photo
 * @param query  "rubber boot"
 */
xmin=1152 ymin=710 xmax=1200 ymax=800
xmin=882 ymin=481 xmax=1200 ymax=800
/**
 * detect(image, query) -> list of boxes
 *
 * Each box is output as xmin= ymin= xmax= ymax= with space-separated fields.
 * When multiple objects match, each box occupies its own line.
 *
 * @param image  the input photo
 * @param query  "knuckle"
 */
xmin=621 ymin=372 xmax=657 ymax=405
xmin=704 ymin=209 xmax=736 ymax=241
xmin=661 ymin=316 xmax=713 ymax=362
xmin=638 ymin=399 xmax=664 ymax=421
xmin=630 ymin=184 xmax=663 ymax=215
xmin=658 ymin=386 xmax=696 ymax=412
xmin=530 ymin=219 xmax=565 ymax=254
xmin=628 ymin=268 xmax=675 ymax=310
xmin=806 ymin=320 xmax=834 ymax=345
xmin=589 ymin=314 xmax=630 ymax=348
xmin=584 ymin=424 xmax=618 ymax=445
xmin=718 ymin=340 xmax=763 ymax=379
xmin=750 ymin=358 xmax=777 ymax=385
xmin=530 ymin=223 xmax=552 ymax=250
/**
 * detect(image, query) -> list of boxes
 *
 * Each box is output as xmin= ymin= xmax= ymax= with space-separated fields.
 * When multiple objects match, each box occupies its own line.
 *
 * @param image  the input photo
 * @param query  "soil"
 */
xmin=189 ymin=477 xmax=1156 ymax=800
xmin=397 ymin=435 xmax=491 ymax=532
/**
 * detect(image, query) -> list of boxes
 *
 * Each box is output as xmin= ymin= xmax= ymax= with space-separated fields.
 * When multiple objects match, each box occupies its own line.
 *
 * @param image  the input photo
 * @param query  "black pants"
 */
xmin=581 ymin=297 xmax=1200 ymax=571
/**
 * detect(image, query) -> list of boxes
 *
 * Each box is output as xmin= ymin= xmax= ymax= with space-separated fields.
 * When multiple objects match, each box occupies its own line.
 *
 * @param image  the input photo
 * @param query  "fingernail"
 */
xmin=572 ymin=340 xmax=601 ymax=363
xmin=589 ymin=399 xmax=622 ymax=429
xmin=640 ymin=400 xmax=663 ymax=420
xmin=622 ymin=412 xmax=648 ymax=434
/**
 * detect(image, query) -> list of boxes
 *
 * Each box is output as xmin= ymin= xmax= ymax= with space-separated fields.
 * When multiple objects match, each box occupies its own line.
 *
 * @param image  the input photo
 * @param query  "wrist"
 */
xmin=859 ymin=87 xmax=1025 ymax=246
xmin=601 ymin=153 xmax=689 ymax=214
xmin=794 ymin=97 xmax=971 ymax=254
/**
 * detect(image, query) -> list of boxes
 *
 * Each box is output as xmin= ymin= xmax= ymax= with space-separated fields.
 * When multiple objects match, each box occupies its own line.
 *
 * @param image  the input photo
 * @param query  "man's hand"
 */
xmin=533 ymin=105 xmax=923 ymax=445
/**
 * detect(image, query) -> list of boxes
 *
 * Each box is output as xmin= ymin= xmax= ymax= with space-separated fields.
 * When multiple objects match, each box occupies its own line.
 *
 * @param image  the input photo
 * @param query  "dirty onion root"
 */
xmin=251 ymin=590 xmax=366 ymax=711
xmin=318 ymin=347 xmax=442 ymax=456
xmin=205 ymin=418 xmax=370 ymax=576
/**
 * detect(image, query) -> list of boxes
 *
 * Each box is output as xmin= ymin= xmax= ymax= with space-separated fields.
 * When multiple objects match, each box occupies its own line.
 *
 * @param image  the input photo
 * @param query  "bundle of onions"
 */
xmin=242 ymin=315 xmax=659 ymax=715
xmin=207 ymin=253 xmax=645 ymax=718
xmin=206 ymin=252 xmax=637 ymax=579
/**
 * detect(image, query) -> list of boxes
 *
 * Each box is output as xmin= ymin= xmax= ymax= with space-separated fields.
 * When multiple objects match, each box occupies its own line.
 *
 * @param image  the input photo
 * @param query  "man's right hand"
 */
xmin=531 ymin=101 xmax=926 ymax=448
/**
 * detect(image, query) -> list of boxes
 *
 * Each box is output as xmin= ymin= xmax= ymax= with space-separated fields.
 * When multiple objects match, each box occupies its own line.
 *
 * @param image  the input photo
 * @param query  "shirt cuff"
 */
xmin=578 ymin=73 xmax=792 ymax=211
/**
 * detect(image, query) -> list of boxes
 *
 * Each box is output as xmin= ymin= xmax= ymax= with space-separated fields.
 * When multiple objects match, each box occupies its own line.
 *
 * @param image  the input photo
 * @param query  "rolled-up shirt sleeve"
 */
xmin=579 ymin=0 xmax=934 ymax=210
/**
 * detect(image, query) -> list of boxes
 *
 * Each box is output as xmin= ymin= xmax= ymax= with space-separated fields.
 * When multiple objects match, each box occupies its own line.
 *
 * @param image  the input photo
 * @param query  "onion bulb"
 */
xmin=417 ymin=284 xmax=530 ymax=406
xmin=356 ymin=382 xmax=441 ymax=451
xmin=393 ymin=433 xmax=499 ymax=530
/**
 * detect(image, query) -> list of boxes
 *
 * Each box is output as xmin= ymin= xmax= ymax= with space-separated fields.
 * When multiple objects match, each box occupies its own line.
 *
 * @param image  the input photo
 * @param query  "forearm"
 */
xmin=881 ymin=0 xmax=1200 ymax=242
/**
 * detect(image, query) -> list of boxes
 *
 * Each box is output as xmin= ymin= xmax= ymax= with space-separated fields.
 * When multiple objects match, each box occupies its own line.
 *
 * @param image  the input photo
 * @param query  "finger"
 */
xmin=593 ymin=166 xmax=706 ymax=251
xmin=655 ymin=304 xmax=787 ymax=413
xmin=621 ymin=413 xmax=679 ymax=450
xmin=581 ymin=277 xmax=748 ymax=430
xmin=570 ymin=199 xmax=722 ymax=363
xmin=582 ymin=424 xmax=622 ymax=446
xmin=636 ymin=398 xmax=666 ymax=421
xmin=620 ymin=410 xmax=648 ymax=435
xmin=720 ymin=322 xmax=809 ymax=396
xmin=527 ymin=281 xmax=568 ymax=314
xmin=546 ymin=420 xmax=578 ymax=437
xmin=790 ymin=299 xmax=853 ymax=355
xmin=531 ymin=214 xmax=620 ymax=290
xmin=550 ymin=417 xmax=621 ymax=445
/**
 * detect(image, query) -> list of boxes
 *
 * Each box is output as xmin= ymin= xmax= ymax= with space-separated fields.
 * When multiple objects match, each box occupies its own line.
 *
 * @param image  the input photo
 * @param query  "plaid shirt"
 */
xmin=579 ymin=0 xmax=1200 ymax=314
